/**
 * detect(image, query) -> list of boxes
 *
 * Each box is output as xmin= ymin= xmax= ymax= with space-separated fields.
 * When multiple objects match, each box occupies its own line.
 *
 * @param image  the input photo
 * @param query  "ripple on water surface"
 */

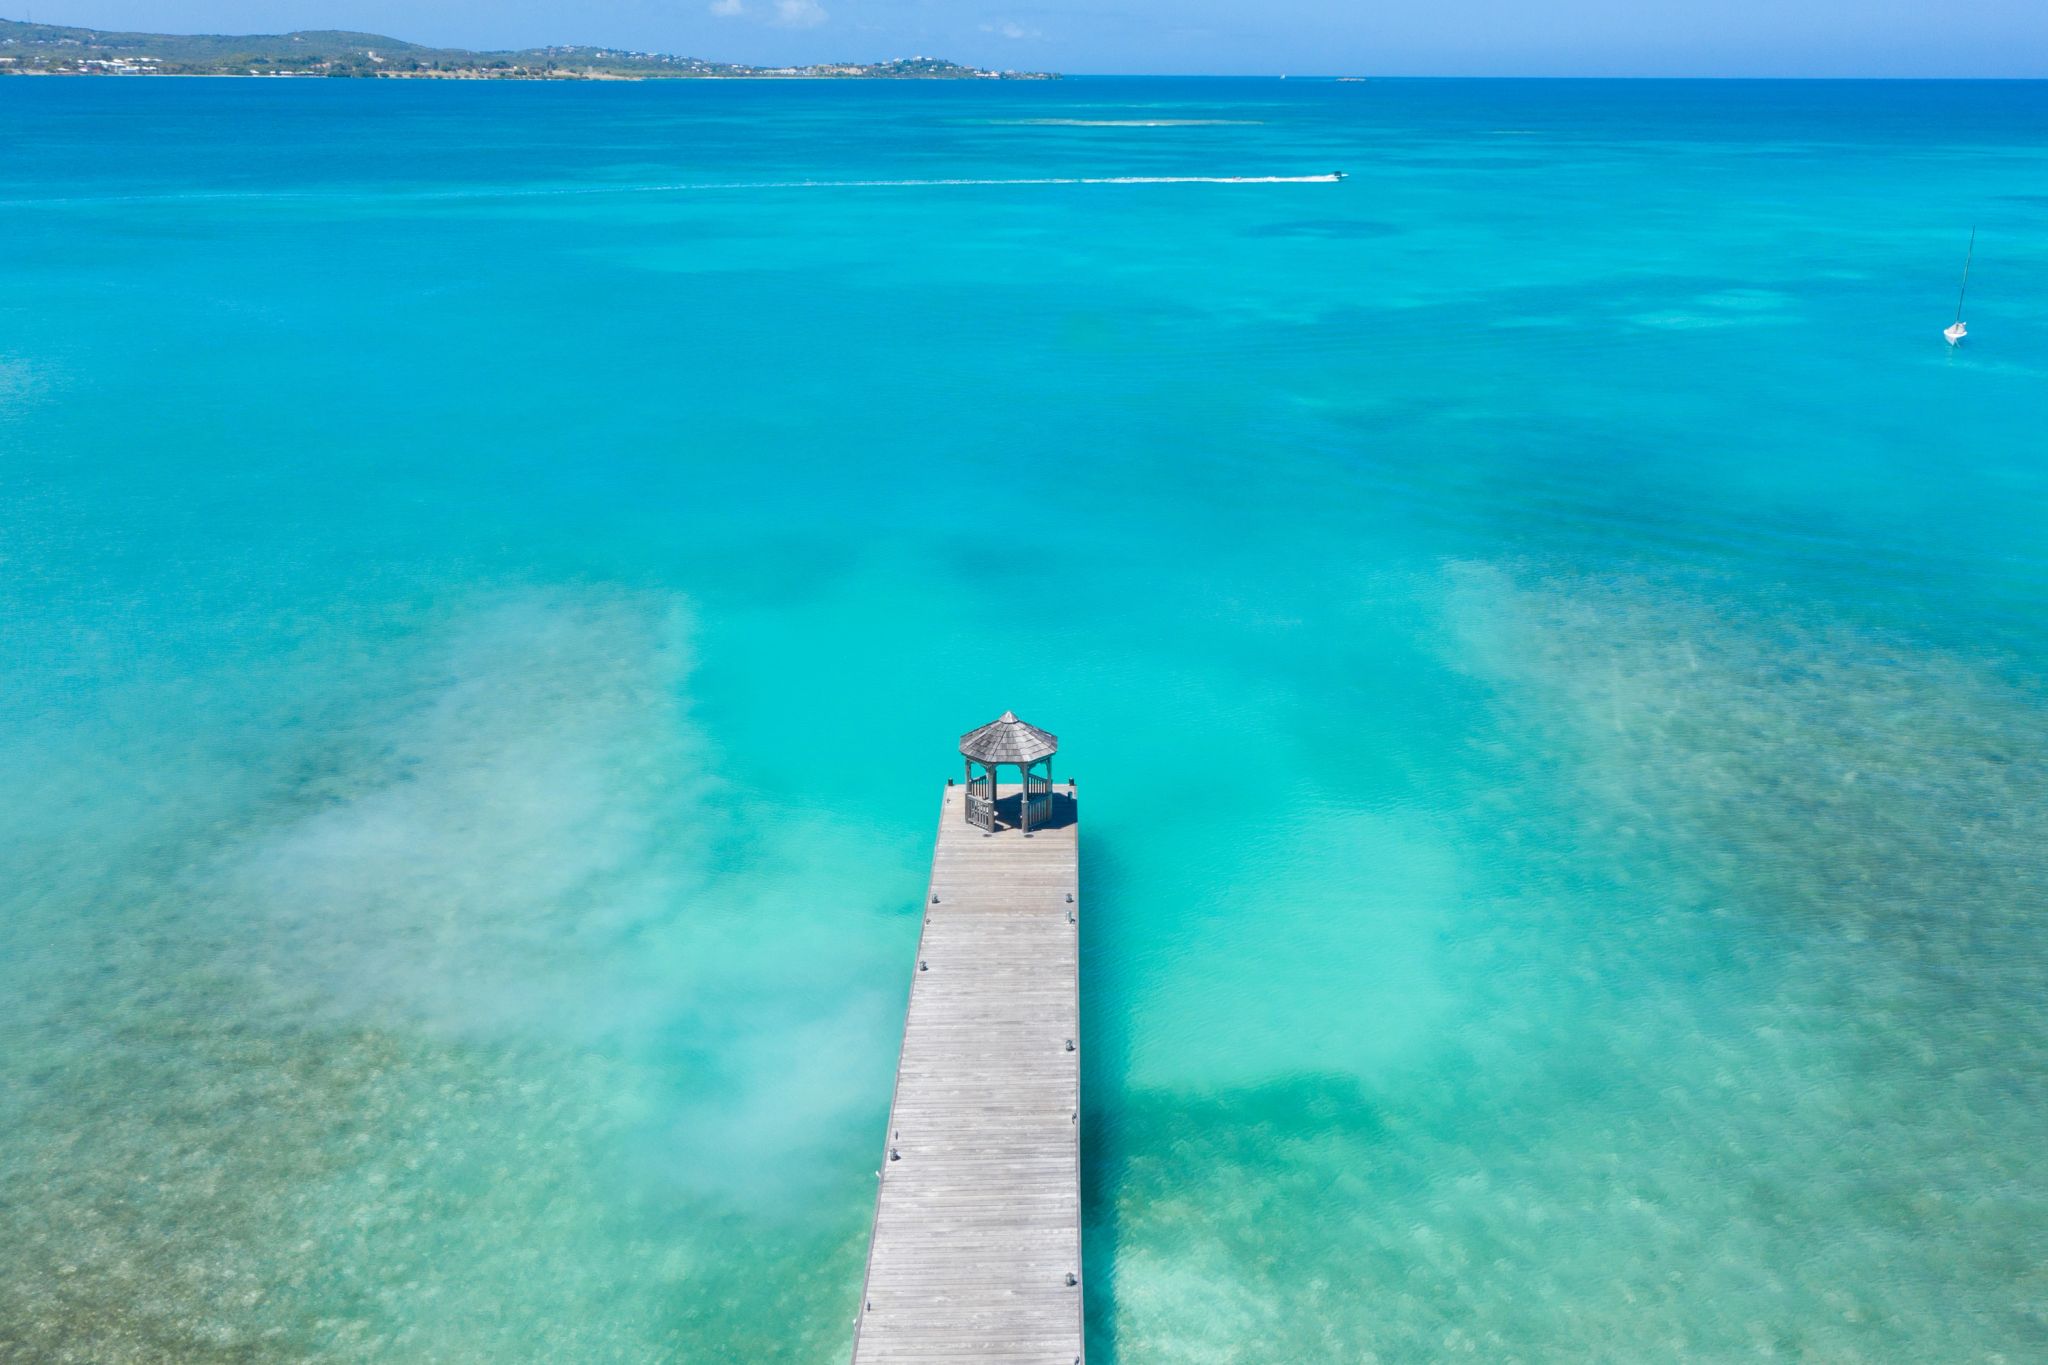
xmin=1088 ymin=565 xmax=2047 ymax=1362
xmin=0 ymin=589 xmax=897 ymax=1361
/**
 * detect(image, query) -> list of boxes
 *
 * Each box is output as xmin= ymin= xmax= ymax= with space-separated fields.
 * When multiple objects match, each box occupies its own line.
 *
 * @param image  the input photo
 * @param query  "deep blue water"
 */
xmin=3 ymin=76 xmax=2046 ymax=1361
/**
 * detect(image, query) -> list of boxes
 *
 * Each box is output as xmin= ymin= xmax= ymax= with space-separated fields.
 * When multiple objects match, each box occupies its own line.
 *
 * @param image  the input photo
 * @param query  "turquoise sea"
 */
xmin=3 ymin=77 xmax=2046 ymax=1361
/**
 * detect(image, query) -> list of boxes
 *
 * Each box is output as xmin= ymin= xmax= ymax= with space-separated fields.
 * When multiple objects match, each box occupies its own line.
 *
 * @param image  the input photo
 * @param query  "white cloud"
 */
xmin=980 ymin=20 xmax=1044 ymax=41
xmin=707 ymin=0 xmax=829 ymax=31
xmin=772 ymin=0 xmax=830 ymax=27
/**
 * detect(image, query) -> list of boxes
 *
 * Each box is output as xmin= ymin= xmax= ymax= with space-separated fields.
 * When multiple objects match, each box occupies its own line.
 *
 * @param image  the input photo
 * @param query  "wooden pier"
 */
xmin=850 ymin=764 xmax=1083 ymax=1365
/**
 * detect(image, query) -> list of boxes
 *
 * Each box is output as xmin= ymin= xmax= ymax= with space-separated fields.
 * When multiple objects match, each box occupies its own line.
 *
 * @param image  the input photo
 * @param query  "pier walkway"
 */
xmin=850 ymin=769 xmax=1083 ymax=1365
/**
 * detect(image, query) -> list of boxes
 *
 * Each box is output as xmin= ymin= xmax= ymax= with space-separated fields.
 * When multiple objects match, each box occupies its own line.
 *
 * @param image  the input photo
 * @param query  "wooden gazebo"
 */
xmin=959 ymin=710 xmax=1058 ymax=833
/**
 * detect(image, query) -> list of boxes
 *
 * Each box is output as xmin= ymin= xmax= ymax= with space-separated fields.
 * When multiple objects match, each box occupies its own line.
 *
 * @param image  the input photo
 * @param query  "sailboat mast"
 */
xmin=1955 ymin=228 xmax=1975 ymax=324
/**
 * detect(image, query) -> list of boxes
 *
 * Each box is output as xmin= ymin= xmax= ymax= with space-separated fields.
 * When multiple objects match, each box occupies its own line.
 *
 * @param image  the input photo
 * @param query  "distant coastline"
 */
xmin=0 ymin=18 xmax=1057 ymax=80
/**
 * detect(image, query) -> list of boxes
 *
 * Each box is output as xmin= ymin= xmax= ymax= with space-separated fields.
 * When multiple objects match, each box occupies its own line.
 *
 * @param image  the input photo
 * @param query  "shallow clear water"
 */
xmin=3 ymin=77 xmax=2046 ymax=1362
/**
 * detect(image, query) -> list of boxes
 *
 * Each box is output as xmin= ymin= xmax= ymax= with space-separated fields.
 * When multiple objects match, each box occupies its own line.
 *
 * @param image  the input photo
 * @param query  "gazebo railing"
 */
xmin=1022 ymin=767 xmax=1054 ymax=831
xmin=1023 ymin=791 xmax=1054 ymax=832
xmin=961 ymin=757 xmax=1053 ymax=832
xmin=965 ymin=792 xmax=996 ymax=832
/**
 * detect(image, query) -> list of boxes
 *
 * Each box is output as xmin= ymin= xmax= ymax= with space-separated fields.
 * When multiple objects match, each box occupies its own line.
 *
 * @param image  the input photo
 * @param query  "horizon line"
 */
xmin=1060 ymin=73 xmax=2048 ymax=80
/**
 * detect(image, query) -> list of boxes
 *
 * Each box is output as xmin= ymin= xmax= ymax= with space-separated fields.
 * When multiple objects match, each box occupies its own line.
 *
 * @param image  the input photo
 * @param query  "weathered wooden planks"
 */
xmin=850 ymin=782 xmax=1083 ymax=1365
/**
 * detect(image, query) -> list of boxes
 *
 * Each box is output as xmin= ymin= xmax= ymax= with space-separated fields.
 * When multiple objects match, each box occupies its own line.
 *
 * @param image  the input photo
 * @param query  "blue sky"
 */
xmin=18 ymin=1 xmax=2048 ymax=76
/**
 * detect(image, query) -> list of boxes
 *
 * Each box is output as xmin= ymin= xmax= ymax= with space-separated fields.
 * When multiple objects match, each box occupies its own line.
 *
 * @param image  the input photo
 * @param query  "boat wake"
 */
xmin=615 ymin=173 xmax=1344 ymax=192
xmin=989 ymin=118 xmax=1268 ymax=127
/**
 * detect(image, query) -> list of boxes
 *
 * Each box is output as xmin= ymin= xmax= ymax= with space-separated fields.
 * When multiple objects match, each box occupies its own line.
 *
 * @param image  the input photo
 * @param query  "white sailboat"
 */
xmin=1944 ymin=229 xmax=1974 ymax=345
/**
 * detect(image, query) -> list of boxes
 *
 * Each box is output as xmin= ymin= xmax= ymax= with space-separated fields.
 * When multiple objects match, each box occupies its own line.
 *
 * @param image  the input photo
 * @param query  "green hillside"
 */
xmin=0 ymin=18 xmax=1051 ymax=78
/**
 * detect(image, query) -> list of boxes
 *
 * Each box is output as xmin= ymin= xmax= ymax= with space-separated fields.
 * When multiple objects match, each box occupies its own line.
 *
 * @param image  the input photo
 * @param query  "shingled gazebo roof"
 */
xmin=960 ymin=711 xmax=1058 ymax=766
